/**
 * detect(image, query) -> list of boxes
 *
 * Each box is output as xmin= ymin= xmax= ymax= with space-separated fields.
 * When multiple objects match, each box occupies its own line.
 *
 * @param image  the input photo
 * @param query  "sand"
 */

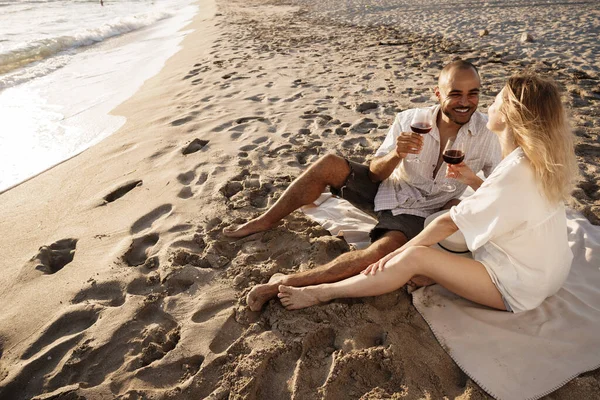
xmin=0 ymin=0 xmax=598 ymax=398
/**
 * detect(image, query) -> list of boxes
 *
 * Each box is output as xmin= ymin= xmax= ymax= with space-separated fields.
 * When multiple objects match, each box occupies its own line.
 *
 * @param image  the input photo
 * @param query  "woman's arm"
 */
xmin=364 ymin=213 xmax=459 ymax=274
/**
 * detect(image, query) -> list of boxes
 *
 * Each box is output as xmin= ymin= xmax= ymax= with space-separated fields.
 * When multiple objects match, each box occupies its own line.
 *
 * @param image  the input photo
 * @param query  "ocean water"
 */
xmin=0 ymin=0 xmax=198 ymax=193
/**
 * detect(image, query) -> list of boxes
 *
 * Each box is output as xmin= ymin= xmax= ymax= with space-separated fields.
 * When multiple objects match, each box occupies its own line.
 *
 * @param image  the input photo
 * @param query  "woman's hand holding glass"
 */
xmin=446 ymin=162 xmax=478 ymax=186
xmin=439 ymin=138 xmax=466 ymax=192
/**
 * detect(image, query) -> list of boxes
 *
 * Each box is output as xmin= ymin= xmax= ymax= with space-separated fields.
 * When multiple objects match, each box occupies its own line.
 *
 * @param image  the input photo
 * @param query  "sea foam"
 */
xmin=0 ymin=10 xmax=173 ymax=89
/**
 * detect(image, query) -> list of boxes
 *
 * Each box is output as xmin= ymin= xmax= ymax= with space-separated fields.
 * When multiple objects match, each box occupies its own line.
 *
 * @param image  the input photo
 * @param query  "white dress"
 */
xmin=450 ymin=147 xmax=573 ymax=313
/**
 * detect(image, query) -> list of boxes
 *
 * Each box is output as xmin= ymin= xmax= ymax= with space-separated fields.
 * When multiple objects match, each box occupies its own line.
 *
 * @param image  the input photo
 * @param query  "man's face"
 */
xmin=435 ymin=68 xmax=481 ymax=126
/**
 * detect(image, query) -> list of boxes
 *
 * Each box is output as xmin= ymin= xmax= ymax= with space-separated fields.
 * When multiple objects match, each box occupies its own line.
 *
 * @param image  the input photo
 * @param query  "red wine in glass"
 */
xmin=442 ymin=149 xmax=465 ymax=164
xmin=439 ymin=138 xmax=465 ymax=192
xmin=405 ymin=108 xmax=433 ymax=163
xmin=410 ymin=122 xmax=432 ymax=135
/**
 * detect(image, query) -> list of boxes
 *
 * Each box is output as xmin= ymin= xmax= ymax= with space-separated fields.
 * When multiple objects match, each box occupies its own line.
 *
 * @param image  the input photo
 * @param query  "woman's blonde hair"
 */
xmin=501 ymin=74 xmax=578 ymax=204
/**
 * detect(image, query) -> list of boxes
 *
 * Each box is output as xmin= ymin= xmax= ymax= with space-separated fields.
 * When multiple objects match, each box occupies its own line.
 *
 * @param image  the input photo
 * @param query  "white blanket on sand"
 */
xmin=301 ymin=194 xmax=600 ymax=400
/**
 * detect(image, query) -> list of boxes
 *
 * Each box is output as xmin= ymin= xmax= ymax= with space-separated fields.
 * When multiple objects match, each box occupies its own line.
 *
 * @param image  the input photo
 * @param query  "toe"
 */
xmin=278 ymin=284 xmax=290 ymax=293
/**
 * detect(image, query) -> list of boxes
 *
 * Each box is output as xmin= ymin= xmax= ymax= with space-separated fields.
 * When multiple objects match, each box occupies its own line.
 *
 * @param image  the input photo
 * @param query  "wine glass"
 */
xmin=439 ymin=138 xmax=465 ymax=192
xmin=404 ymin=108 xmax=433 ymax=164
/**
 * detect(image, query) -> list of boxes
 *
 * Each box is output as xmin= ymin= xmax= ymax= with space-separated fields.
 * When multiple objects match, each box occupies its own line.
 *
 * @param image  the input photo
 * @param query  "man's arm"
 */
xmin=369 ymin=152 xmax=403 ymax=182
xmin=369 ymin=133 xmax=423 ymax=182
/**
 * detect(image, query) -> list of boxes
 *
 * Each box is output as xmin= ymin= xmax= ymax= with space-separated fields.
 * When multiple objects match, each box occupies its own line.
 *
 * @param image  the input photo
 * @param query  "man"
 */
xmin=224 ymin=60 xmax=502 ymax=311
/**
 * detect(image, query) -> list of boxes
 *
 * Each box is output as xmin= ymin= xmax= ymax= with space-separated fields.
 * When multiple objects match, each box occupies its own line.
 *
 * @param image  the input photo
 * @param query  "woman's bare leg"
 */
xmin=246 ymin=231 xmax=407 ymax=311
xmin=278 ymin=246 xmax=505 ymax=311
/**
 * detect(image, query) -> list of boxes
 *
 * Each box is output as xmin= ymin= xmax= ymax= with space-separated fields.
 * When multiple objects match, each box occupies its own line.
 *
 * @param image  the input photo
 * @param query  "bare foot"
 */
xmin=277 ymin=285 xmax=327 ymax=310
xmin=246 ymin=273 xmax=285 ymax=311
xmin=408 ymin=275 xmax=436 ymax=288
xmin=223 ymin=218 xmax=272 ymax=238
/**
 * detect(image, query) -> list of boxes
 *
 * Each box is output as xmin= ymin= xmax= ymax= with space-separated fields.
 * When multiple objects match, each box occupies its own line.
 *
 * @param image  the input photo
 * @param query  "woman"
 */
xmin=278 ymin=74 xmax=578 ymax=313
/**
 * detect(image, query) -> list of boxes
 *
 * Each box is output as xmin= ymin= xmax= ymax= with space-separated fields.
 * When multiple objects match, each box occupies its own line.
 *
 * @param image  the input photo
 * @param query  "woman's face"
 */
xmin=487 ymin=89 xmax=506 ymax=133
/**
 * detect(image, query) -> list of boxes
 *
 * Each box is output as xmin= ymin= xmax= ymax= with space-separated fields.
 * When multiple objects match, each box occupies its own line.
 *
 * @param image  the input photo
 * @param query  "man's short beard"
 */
xmin=443 ymin=108 xmax=471 ymax=126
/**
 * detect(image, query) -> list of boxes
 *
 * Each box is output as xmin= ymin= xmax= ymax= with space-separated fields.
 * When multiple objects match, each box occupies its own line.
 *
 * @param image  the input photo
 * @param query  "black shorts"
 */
xmin=330 ymin=160 xmax=425 ymax=242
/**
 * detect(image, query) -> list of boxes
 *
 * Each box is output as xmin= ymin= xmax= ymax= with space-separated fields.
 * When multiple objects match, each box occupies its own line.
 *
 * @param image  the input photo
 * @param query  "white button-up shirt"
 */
xmin=450 ymin=148 xmax=573 ymax=312
xmin=374 ymin=106 xmax=502 ymax=218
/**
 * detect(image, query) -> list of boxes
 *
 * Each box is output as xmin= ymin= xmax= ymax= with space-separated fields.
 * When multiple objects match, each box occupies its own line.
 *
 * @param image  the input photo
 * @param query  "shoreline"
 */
xmin=0 ymin=0 xmax=598 ymax=398
xmin=0 ymin=0 xmax=198 ymax=195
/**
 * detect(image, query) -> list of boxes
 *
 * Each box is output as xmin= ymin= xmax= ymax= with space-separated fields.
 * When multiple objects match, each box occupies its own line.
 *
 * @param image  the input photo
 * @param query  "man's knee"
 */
xmin=364 ymin=232 xmax=407 ymax=260
xmin=317 ymin=154 xmax=349 ymax=172
xmin=374 ymin=231 xmax=408 ymax=252
xmin=312 ymin=153 xmax=351 ymax=187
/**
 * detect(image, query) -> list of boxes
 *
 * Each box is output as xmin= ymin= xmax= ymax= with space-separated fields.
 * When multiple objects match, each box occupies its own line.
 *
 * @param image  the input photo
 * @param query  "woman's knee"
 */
xmin=396 ymin=246 xmax=429 ymax=271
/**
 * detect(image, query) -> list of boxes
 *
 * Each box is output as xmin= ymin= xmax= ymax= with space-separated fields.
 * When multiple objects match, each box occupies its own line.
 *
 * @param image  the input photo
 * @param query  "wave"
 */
xmin=0 ymin=10 xmax=173 ymax=77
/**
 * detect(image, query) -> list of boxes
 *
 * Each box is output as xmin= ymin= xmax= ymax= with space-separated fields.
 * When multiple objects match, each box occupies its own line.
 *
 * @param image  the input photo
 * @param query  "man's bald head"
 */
xmin=438 ymin=60 xmax=480 ymax=89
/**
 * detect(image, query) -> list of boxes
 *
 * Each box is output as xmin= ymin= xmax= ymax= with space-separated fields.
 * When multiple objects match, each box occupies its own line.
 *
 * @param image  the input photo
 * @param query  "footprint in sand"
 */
xmin=334 ymin=324 xmax=388 ymax=352
xmin=253 ymin=345 xmax=303 ymax=399
xmin=171 ymin=249 xmax=212 ymax=269
xmin=177 ymin=171 xmax=195 ymax=186
xmin=267 ymin=144 xmax=292 ymax=158
xmin=196 ymin=172 xmax=209 ymax=186
xmin=178 ymin=187 xmax=193 ymax=199
xmin=130 ymin=204 xmax=173 ymax=234
xmin=291 ymin=327 xmax=337 ymax=398
xmin=128 ymin=265 xmax=210 ymax=298
xmin=130 ymin=354 xmax=204 ymax=390
xmin=320 ymin=347 xmax=394 ymax=397
xmin=72 ymin=281 xmax=126 ymax=307
xmin=182 ymin=64 xmax=209 ymax=80
xmin=342 ymin=137 xmax=372 ymax=158
xmin=283 ymin=92 xmax=303 ymax=102
xmin=171 ymin=231 xmax=206 ymax=254
xmin=171 ymin=115 xmax=195 ymax=126
xmin=220 ymin=181 xmax=244 ymax=199
xmin=29 ymin=238 xmax=78 ymax=274
xmin=253 ymin=136 xmax=269 ymax=144
xmin=101 ymin=180 xmax=142 ymax=205
xmin=349 ymin=118 xmax=378 ymax=135
xmin=126 ymin=273 xmax=161 ymax=296
xmin=208 ymin=310 xmax=245 ymax=354
xmin=21 ymin=307 xmax=101 ymax=360
xmin=181 ymin=138 xmax=209 ymax=155
xmin=127 ymin=265 xmax=213 ymax=296
xmin=42 ymin=303 xmax=180 ymax=393
xmin=0 ymin=308 xmax=101 ymax=399
xmin=123 ymin=233 xmax=160 ymax=267
xmin=244 ymin=94 xmax=265 ymax=102
xmin=168 ymin=224 xmax=194 ymax=233
xmin=161 ymin=267 xmax=204 ymax=296
xmin=239 ymin=144 xmax=258 ymax=152
xmin=176 ymin=171 xmax=197 ymax=199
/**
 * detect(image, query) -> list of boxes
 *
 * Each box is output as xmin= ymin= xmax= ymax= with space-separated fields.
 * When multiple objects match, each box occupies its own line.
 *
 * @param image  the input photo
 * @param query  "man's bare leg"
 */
xmin=224 ymin=154 xmax=351 ymax=238
xmin=246 ymin=231 xmax=407 ymax=311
